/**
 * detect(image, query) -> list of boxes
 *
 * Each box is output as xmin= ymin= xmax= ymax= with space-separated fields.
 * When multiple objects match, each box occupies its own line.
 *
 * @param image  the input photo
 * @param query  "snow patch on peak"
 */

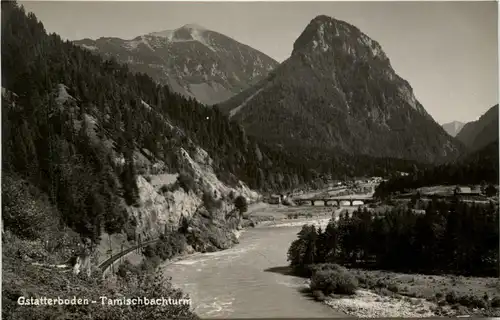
xmin=317 ymin=23 xmax=330 ymax=52
xmin=124 ymin=36 xmax=155 ymax=51
xmin=150 ymin=24 xmax=216 ymax=52
xmin=149 ymin=29 xmax=174 ymax=41
xmin=79 ymin=44 xmax=98 ymax=51
xmin=182 ymin=23 xmax=207 ymax=31
xmin=187 ymin=27 xmax=216 ymax=52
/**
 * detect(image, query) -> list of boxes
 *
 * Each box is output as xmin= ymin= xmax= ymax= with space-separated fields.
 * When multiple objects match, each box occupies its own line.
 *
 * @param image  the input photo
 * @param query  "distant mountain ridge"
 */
xmin=442 ymin=121 xmax=465 ymax=137
xmin=74 ymin=24 xmax=278 ymax=105
xmin=456 ymin=104 xmax=498 ymax=152
xmin=219 ymin=15 xmax=464 ymax=164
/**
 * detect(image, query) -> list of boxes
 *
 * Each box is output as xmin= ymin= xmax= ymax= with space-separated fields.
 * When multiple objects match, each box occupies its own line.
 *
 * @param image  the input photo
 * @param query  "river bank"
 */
xmin=332 ymin=268 xmax=500 ymax=317
xmin=243 ymin=203 xmax=500 ymax=318
xmin=160 ymin=201 xmax=500 ymax=319
xmin=159 ymin=210 xmax=347 ymax=318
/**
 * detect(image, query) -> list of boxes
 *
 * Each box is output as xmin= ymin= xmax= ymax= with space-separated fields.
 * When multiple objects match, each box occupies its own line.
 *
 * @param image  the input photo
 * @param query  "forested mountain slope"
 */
xmin=74 ymin=24 xmax=278 ymax=105
xmin=456 ymin=104 xmax=498 ymax=152
xmin=374 ymin=138 xmax=499 ymax=197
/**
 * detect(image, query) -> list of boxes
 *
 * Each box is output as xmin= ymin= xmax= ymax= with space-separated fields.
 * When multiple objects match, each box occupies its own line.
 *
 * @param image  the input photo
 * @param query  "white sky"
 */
xmin=20 ymin=0 xmax=499 ymax=124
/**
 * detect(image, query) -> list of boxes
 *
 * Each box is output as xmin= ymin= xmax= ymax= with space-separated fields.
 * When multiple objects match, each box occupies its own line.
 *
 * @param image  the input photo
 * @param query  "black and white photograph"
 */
xmin=1 ymin=0 xmax=499 ymax=319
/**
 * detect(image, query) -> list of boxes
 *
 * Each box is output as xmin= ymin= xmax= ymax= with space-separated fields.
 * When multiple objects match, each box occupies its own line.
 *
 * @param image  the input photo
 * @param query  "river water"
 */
xmin=161 ymin=219 xmax=346 ymax=318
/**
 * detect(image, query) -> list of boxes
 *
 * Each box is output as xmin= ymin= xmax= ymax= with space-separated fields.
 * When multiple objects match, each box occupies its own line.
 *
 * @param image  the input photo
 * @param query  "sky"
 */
xmin=20 ymin=1 xmax=499 ymax=125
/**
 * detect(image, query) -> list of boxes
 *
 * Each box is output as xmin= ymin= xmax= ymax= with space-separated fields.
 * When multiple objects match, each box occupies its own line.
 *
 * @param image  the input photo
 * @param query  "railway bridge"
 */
xmin=293 ymin=196 xmax=375 ymax=206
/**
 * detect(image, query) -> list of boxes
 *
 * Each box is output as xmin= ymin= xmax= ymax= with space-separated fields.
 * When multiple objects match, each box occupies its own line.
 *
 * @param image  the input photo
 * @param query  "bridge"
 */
xmin=293 ymin=196 xmax=375 ymax=207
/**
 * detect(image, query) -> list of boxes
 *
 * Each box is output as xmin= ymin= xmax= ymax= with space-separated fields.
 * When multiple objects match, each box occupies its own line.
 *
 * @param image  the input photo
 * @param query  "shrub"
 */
xmin=234 ymin=195 xmax=248 ymax=215
xmin=375 ymin=279 xmax=387 ymax=288
xmin=309 ymin=263 xmax=345 ymax=274
xmin=356 ymin=275 xmax=368 ymax=286
xmin=141 ymin=256 xmax=162 ymax=273
xmin=142 ymin=245 xmax=157 ymax=258
xmin=388 ymin=284 xmax=399 ymax=293
xmin=310 ymin=266 xmax=358 ymax=295
xmin=446 ymin=291 xmax=458 ymax=304
xmin=491 ymin=296 xmax=500 ymax=308
xmin=145 ymin=175 xmax=152 ymax=183
xmin=202 ymin=190 xmax=222 ymax=214
xmin=312 ymin=290 xmax=326 ymax=301
xmin=155 ymin=240 xmax=174 ymax=260
xmin=117 ymin=261 xmax=141 ymax=278
xmin=177 ymin=172 xmax=196 ymax=193
xmin=458 ymin=294 xmax=487 ymax=309
xmin=2 ymin=174 xmax=59 ymax=240
xmin=485 ymin=184 xmax=497 ymax=197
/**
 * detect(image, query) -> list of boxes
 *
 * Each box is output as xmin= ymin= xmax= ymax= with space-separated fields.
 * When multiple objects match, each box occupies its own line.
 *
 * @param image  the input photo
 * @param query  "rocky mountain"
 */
xmin=219 ymin=15 xmax=464 ymax=164
xmin=455 ymin=104 xmax=498 ymax=152
xmin=74 ymin=24 xmax=278 ymax=105
xmin=442 ymin=121 xmax=465 ymax=137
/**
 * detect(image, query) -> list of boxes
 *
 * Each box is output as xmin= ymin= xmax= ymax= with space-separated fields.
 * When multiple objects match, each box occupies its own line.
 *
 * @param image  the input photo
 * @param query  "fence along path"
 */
xmin=98 ymin=238 xmax=160 ymax=275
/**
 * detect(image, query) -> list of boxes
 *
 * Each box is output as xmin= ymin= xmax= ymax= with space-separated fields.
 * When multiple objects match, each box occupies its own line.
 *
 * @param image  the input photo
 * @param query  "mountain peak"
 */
xmin=75 ymin=22 xmax=278 ymax=106
xmin=442 ymin=120 xmax=465 ymax=137
xmin=220 ymin=14 xmax=462 ymax=163
xmin=180 ymin=23 xmax=207 ymax=31
xmin=292 ymin=14 xmax=387 ymax=61
xmin=149 ymin=23 xmax=209 ymax=39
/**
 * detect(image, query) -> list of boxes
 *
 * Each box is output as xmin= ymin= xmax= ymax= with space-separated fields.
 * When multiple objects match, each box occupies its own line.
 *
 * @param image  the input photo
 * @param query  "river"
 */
xmin=161 ymin=219 xmax=347 ymax=318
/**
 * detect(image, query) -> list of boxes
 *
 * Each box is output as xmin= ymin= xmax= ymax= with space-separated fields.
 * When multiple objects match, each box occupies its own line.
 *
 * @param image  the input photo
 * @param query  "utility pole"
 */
xmin=109 ymin=234 xmax=115 ymax=273
xmin=120 ymin=242 xmax=124 ymax=264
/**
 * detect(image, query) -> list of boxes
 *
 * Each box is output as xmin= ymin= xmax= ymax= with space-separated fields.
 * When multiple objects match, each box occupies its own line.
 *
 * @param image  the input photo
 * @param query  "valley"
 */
xmin=161 ymin=188 xmax=500 ymax=318
xmin=1 ymin=2 xmax=498 ymax=320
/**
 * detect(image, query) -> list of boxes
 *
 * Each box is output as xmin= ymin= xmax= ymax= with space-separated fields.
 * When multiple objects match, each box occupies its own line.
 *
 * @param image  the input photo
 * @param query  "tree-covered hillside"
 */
xmin=374 ymin=139 xmax=499 ymax=198
xmin=288 ymin=202 xmax=499 ymax=278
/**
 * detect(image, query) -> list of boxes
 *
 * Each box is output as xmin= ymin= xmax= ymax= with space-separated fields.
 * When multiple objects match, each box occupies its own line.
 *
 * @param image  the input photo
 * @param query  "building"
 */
xmin=268 ymin=195 xmax=281 ymax=204
xmin=454 ymin=186 xmax=482 ymax=196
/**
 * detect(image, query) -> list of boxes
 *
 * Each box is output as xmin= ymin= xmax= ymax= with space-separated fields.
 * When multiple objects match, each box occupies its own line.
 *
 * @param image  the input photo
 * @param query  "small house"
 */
xmin=269 ymin=195 xmax=281 ymax=204
xmin=454 ymin=186 xmax=483 ymax=198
